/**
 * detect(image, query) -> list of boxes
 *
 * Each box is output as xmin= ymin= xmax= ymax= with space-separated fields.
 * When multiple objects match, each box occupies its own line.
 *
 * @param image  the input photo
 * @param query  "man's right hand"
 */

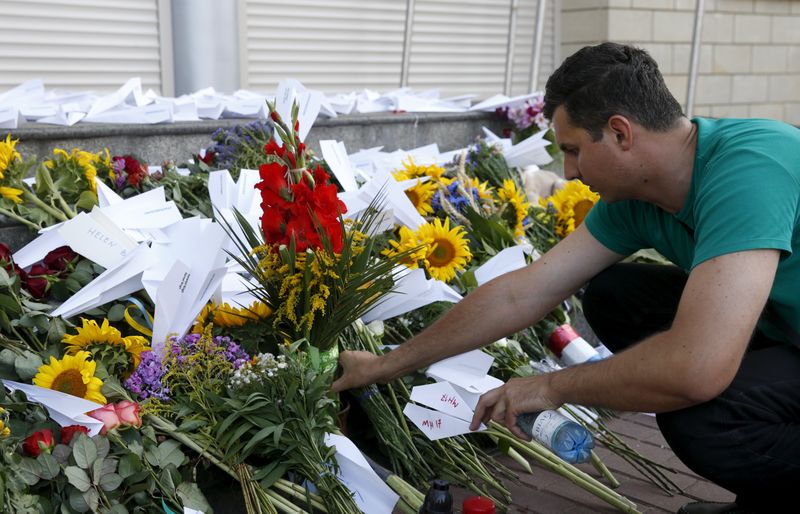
xmin=331 ymin=350 xmax=384 ymax=393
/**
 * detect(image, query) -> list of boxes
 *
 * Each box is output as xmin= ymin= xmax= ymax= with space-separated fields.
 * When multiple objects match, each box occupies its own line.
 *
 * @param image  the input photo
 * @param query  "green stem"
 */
xmin=0 ymin=206 xmax=40 ymax=230
xmin=21 ymin=189 xmax=68 ymax=221
xmin=590 ymin=450 xmax=620 ymax=488
xmin=55 ymin=193 xmax=77 ymax=218
xmin=489 ymin=424 xmax=640 ymax=513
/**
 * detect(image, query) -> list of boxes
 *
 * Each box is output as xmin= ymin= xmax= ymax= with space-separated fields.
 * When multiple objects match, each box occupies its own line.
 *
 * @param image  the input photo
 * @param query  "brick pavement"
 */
xmin=448 ymin=412 xmax=734 ymax=514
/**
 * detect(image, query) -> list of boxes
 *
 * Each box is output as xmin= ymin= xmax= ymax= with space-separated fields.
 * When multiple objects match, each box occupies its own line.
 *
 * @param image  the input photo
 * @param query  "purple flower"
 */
xmin=125 ymin=350 xmax=170 ymax=401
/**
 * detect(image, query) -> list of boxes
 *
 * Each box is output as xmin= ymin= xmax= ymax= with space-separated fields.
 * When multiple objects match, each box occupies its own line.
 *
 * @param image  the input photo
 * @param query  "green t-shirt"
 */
xmin=584 ymin=117 xmax=800 ymax=340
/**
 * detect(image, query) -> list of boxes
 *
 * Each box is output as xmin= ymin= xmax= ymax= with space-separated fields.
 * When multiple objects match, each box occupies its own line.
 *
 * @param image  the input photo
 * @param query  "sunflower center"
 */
xmin=51 ymin=370 xmax=88 ymax=398
xmin=572 ymin=200 xmax=595 ymax=227
xmin=428 ymin=239 xmax=456 ymax=267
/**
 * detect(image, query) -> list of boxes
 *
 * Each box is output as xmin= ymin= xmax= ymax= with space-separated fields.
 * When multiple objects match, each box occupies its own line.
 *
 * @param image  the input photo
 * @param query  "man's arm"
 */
xmin=471 ymin=248 xmax=781 ymax=437
xmin=332 ymin=224 xmax=623 ymax=392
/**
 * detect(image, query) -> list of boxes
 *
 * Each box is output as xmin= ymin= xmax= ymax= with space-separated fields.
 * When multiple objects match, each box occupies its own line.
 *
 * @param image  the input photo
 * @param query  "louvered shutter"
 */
xmin=0 ymin=0 xmax=167 ymax=94
xmin=241 ymin=0 xmax=557 ymax=98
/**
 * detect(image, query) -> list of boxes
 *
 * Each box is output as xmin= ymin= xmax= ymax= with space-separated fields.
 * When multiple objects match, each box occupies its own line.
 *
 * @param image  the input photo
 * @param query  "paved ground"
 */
xmin=448 ymin=412 xmax=735 ymax=514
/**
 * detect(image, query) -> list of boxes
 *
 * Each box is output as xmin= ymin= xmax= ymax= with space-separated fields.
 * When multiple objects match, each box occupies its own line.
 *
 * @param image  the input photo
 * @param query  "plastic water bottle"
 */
xmin=419 ymin=479 xmax=453 ymax=514
xmin=516 ymin=410 xmax=594 ymax=464
xmin=547 ymin=324 xmax=603 ymax=367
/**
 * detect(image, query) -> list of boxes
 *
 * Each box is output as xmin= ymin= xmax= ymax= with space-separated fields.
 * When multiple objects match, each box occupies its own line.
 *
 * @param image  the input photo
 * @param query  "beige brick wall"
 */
xmin=560 ymin=0 xmax=800 ymax=124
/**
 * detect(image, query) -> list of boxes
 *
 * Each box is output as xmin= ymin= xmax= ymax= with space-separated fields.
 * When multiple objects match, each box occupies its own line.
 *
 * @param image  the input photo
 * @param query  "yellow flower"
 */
xmin=540 ymin=180 xmax=599 ymax=238
xmin=496 ymin=179 xmax=531 ymax=237
xmin=416 ymin=218 xmax=472 ymax=283
xmin=0 ymin=406 xmax=9 ymax=438
xmin=0 ymin=186 xmax=23 ymax=204
xmin=470 ymin=177 xmax=493 ymax=200
xmin=62 ymin=318 xmax=150 ymax=370
xmin=33 ymin=351 xmax=106 ymax=404
xmin=382 ymin=226 xmax=427 ymax=268
xmin=0 ymin=134 xmax=20 ymax=178
xmin=404 ymin=179 xmax=437 ymax=216
xmin=398 ymin=157 xmax=448 ymax=182
xmin=214 ymin=301 xmax=273 ymax=328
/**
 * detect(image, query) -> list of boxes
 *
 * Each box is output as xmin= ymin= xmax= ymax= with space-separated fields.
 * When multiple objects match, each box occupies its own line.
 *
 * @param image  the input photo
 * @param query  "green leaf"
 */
xmin=17 ymin=458 xmax=43 ymax=486
xmin=72 ymin=434 xmax=97 ymax=469
xmin=257 ymin=461 xmax=289 ymax=489
xmin=68 ymin=487 xmax=90 ymax=513
xmin=76 ymin=190 xmax=98 ymax=211
xmin=46 ymin=316 xmax=68 ymax=346
xmin=156 ymin=440 xmax=185 ymax=469
xmin=118 ymin=453 xmax=142 ymax=480
xmin=82 ymin=488 xmax=99 ymax=512
xmin=14 ymin=351 xmax=43 ymax=381
xmin=36 ymin=453 xmax=61 ymax=480
xmin=106 ymin=504 xmax=129 ymax=514
xmin=69 ymin=270 xmax=93 ymax=287
xmin=176 ymin=482 xmax=212 ymax=512
xmin=177 ymin=418 xmax=205 ymax=432
xmin=94 ymin=434 xmax=110 ymax=461
xmin=99 ymin=472 xmax=123 ymax=492
xmin=107 ymin=304 xmax=126 ymax=322
xmin=0 ymin=293 xmax=21 ymax=314
xmin=65 ymin=466 xmax=92 ymax=492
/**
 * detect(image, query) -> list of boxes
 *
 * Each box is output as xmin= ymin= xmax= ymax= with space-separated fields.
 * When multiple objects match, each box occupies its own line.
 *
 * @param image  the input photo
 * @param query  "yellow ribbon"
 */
xmin=124 ymin=304 xmax=154 ymax=337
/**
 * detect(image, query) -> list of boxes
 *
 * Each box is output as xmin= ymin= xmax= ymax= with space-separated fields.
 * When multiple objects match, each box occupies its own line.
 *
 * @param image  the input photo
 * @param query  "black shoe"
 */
xmin=677 ymin=501 xmax=755 ymax=514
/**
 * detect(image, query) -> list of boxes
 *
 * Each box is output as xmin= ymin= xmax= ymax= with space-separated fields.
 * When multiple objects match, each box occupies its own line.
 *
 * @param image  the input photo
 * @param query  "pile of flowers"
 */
xmin=0 ymin=99 xmax=663 ymax=514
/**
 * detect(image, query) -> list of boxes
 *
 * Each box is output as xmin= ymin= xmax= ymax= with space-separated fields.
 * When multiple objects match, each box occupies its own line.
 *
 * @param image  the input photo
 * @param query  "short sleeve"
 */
xmin=584 ymin=200 xmax=647 ymax=256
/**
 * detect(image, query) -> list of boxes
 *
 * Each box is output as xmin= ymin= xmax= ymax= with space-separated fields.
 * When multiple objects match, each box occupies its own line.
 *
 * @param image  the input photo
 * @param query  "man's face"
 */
xmin=552 ymin=106 xmax=630 ymax=203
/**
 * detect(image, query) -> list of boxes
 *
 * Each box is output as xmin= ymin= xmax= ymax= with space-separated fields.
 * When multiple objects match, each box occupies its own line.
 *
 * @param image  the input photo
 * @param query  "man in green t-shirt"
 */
xmin=334 ymin=43 xmax=799 ymax=513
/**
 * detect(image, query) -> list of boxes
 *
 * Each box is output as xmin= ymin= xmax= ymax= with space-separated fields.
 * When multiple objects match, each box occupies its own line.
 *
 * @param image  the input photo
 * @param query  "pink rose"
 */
xmin=88 ymin=404 xmax=121 ymax=435
xmin=114 ymin=400 xmax=141 ymax=428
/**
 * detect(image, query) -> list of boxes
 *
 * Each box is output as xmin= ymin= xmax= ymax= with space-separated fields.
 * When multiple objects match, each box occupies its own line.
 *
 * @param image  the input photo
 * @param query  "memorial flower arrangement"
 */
xmin=0 ymin=107 xmax=668 ymax=514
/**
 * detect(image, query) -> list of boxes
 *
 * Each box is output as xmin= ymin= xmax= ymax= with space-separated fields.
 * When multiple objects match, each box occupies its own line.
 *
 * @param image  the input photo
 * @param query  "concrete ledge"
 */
xmin=2 ymin=111 xmax=507 ymax=250
xmin=11 ymin=111 xmax=506 ymax=164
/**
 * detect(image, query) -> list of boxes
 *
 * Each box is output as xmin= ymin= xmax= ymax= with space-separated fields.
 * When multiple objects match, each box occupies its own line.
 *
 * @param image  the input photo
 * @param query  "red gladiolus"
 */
xmin=199 ymin=150 xmax=215 ymax=165
xmin=43 ymin=245 xmax=77 ymax=274
xmin=23 ymin=429 xmax=55 ymax=456
xmin=270 ymin=111 xmax=280 ymax=122
xmin=60 ymin=425 xmax=89 ymax=444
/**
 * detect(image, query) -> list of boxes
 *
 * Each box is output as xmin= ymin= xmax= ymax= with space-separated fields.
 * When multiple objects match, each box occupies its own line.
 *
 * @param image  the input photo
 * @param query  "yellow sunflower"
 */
xmin=33 ymin=351 xmax=106 ymax=404
xmin=398 ymin=157 xmax=448 ymax=183
xmin=382 ymin=226 xmax=428 ymax=268
xmin=404 ymin=179 xmax=437 ymax=215
xmin=416 ymin=218 xmax=472 ymax=283
xmin=0 ymin=186 xmax=23 ymax=204
xmin=0 ymin=134 xmax=20 ymax=178
xmin=496 ymin=179 xmax=531 ymax=237
xmin=469 ymin=177 xmax=493 ymax=200
xmin=62 ymin=318 xmax=150 ymax=370
xmin=540 ymin=180 xmax=599 ymax=238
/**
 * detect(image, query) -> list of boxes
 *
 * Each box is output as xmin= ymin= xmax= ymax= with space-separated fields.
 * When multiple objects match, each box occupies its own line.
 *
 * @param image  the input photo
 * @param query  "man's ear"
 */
xmin=607 ymin=115 xmax=633 ymax=150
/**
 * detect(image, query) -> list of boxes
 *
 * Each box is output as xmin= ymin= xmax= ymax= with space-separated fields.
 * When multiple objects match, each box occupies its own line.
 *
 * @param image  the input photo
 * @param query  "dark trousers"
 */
xmin=582 ymin=263 xmax=800 ymax=510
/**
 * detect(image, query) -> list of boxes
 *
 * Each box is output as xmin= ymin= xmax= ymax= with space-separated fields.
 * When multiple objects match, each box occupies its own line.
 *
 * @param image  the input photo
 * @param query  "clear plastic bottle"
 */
xmin=418 ymin=479 xmax=454 ymax=514
xmin=516 ymin=410 xmax=594 ymax=464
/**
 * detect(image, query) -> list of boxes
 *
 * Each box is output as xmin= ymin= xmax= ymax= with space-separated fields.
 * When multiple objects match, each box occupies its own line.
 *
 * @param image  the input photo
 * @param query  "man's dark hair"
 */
xmin=544 ymin=42 xmax=684 ymax=140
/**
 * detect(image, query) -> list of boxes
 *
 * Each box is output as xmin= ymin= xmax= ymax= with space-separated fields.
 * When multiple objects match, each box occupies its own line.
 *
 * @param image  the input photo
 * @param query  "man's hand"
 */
xmin=470 ymin=375 xmax=561 ymax=440
xmin=331 ymin=350 xmax=383 ymax=393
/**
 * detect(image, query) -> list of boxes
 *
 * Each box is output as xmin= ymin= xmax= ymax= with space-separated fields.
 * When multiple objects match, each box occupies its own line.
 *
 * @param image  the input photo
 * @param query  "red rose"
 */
xmin=60 ymin=425 xmax=89 ymax=444
xmin=43 ymin=245 xmax=77 ymax=274
xmin=0 ymin=243 xmax=12 ymax=264
xmin=199 ymin=150 xmax=215 ymax=165
xmin=24 ymin=264 xmax=51 ymax=299
xmin=123 ymin=155 xmax=148 ymax=187
xmin=23 ymin=429 xmax=55 ymax=456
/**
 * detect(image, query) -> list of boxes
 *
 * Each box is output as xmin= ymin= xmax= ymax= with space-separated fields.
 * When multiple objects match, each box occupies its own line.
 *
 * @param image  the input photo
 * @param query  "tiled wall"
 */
xmin=561 ymin=0 xmax=800 ymax=123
